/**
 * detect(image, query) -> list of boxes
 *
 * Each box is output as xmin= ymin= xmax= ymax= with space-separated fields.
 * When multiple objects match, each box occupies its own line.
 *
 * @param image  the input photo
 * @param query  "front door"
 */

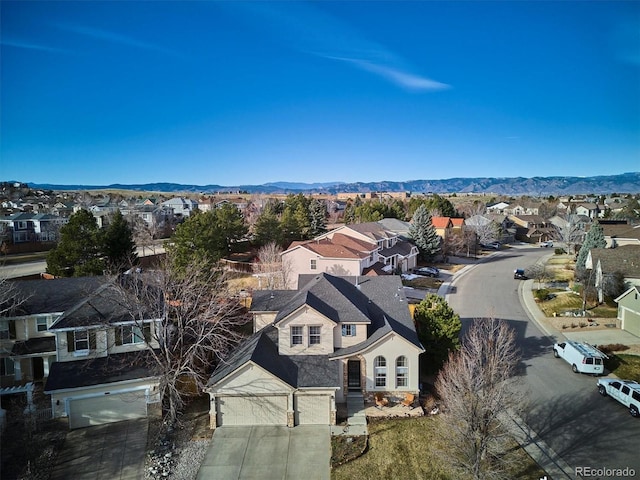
xmin=347 ymin=360 xmax=361 ymax=391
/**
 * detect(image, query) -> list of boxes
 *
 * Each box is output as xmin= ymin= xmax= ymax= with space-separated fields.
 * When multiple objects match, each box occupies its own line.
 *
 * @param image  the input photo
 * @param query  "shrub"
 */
xmin=534 ymin=288 xmax=550 ymax=302
xmin=554 ymin=248 xmax=567 ymax=255
xmin=598 ymin=343 xmax=630 ymax=355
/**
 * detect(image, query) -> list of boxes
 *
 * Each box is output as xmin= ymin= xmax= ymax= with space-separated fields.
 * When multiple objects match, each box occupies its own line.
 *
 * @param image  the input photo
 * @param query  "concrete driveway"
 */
xmin=196 ymin=425 xmax=331 ymax=480
xmin=50 ymin=419 xmax=148 ymax=480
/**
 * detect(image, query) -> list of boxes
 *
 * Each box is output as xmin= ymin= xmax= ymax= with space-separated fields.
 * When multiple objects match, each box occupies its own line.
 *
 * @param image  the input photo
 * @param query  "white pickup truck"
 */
xmin=597 ymin=378 xmax=640 ymax=417
xmin=553 ymin=340 xmax=607 ymax=375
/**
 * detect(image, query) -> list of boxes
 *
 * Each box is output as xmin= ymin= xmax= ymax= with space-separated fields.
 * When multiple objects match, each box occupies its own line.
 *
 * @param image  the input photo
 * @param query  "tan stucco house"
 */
xmin=615 ymin=286 xmax=640 ymax=338
xmin=204 ymin=273 xmax=424 ymax=429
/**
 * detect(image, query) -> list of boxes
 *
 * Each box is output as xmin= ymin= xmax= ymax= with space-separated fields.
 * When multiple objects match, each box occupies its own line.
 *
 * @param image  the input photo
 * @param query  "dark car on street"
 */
xmin=513 ymin=268 xmax=527 ymax=280
xmin=414 ymin=266 xmax=440 ymax=277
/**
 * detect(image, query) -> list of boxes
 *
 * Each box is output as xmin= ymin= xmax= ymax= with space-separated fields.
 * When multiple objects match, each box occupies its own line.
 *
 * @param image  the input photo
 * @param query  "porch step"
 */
xmin=343 ymin=392 xmax=368 ymax=436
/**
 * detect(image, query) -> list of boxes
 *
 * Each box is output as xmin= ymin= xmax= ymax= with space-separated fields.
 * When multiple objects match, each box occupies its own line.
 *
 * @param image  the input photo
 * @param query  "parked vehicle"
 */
xmin=539 ymin=241 xmax=554 ymax=247
xmin=553 ymin=340 xmax=607 ymax=375
xmin=414 ymin=266 xmax=440 ymax=277
xmin=481 ymin=242 xmax=501 ymax=250
xmin=597 ymin=378 xmax=640 ymax=417
xmin=513 ymin=269 xmax=527 ymax=280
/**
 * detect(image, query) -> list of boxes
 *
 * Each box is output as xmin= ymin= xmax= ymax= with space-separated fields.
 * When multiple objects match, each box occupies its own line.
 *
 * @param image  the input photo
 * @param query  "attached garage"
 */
xmin=68 ymin=390 xmax=148 ymax=429
xmin=295 ymin=395 xmax=331 ymax=425
xmin=217 ymin=395 xmax=288 ymax=426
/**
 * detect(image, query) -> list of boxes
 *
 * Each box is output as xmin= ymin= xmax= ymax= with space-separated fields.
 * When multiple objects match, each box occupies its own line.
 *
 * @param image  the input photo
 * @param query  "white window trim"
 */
xmin=396 ymin=356 xmax=408 ymax=388
xmin=36 ymin=317 xmax=49 ymax=332
xmin=291 ymin=326 xmax=303 ymax=346
xmin=374 ymin=356 xmax=386 ymax=388
xmin=308 ymin=325 xmax=321 ymax=345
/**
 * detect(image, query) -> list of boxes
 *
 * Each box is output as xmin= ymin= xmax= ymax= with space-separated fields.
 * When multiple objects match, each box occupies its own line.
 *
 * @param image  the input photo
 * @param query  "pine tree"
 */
xmin=308 ymin=199 xmax=327 ymax=238
xmin=409 ymin=204 xmax=441 ymax=260
xmin=46 ymin=209 xmax=105 ymax=277
xmin=103 ymin=210 xmax=137 ymax=272
xmin=414 ymin=294 xmax=461 ymax=372
xmin=575 ymin=221 xmax=607 ymax=275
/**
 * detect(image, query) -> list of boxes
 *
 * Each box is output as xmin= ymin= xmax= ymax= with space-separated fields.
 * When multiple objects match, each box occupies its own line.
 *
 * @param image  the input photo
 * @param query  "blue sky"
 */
xmin=1 ymin=1 xmax=639 ymax=187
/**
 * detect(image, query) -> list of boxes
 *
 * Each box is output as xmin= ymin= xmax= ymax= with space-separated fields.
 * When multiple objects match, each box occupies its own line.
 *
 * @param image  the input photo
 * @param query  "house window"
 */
xmin=396 ymin=356 xmax=408 ymax=387
xmin=0 ymin=320 xmax=16 ymax=340
xmin=1 ymin=357 xmax=15 ymax=376
xmin=291 ymin=326 xmax=303 ymax=346
xmin=310 ymin=259 xmax=317 ymax=270
xmin=116 ymin=325 xmax=145 ymax=345
xmin=67 ymin=330 xmax=96 ymax=353
xmin=309 ymin=326 xmax=321 ymax=345
xmin=341 ymin=324 xmax=356 ymax=337
xmin=36 ymin=317 xmax=49 ymax=332
xmin=374 ymin=356 xmax=386 ymax=387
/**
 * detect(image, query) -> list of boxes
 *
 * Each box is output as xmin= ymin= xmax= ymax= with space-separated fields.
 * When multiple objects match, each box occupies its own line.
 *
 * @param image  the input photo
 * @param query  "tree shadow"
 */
xmin=521 ymin=391 xmax=640 ymax=469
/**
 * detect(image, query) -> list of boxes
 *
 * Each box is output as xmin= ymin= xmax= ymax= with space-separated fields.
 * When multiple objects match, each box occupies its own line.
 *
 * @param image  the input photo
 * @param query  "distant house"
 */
xmin=161 ymin=197 xmax=198 ymax=218
xmin=281 ymin=222 xmax=418 ymax=288
xmin=0 ymin=212 xmax=67 ymax=244
xmin=431 ymin=217 xmax=453 ymax=241
xmin=508 ymin=214 xmax=554 ymax=243
xmin=599 ymin=221 xmax=640 ymax=248
xmin=615 ymin=286 xmax=640 ymax=338
xmin=486 ymin=202 xmax=510 ymax=214
xmin=586 ymin=245 xmax=640 ymax=303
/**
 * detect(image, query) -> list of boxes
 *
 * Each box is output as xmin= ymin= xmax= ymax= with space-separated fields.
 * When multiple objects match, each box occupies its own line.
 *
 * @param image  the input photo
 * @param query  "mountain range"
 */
xmin=19 ymin=172 xmax=640 ymax=196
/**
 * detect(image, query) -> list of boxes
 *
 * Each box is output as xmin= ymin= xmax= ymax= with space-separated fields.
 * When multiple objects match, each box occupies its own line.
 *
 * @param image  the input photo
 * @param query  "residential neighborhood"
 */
xmin=1 ymin=181 xmax=640 ymax=480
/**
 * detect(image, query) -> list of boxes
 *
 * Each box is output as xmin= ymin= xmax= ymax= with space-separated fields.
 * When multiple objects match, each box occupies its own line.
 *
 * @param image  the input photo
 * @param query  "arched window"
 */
xmin=396 ymin=356 xmax=408 ymax=387
xmin=374 ymin=356 xmax=386 ymax=388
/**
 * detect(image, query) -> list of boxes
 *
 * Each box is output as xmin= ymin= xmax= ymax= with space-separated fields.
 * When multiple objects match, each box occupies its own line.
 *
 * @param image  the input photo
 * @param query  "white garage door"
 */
xmin=623 ymin=309 xmax=640 ymax=338
xmin=218 ymin=396 xmax=287 ymax=426
xmin=69 ymin=391 xmax=148 ymax=429
xmin=295 ymin=395 xmax=330 ymax=425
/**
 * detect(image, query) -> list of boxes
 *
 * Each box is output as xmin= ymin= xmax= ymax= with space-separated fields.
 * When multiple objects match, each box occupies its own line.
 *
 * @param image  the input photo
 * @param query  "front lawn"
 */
xmin=331 ymin=416 xmax=545 ymax=480
xmin=605 ymin=354 xmax=640 ymax=382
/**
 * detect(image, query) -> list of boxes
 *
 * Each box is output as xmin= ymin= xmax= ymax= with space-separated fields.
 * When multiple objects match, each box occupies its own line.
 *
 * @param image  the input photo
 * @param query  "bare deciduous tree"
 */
xmin=525 ymin=263 xmax=549 ymax=290
xmin=253 ymin=242 xmax=292 ymax=290
xmin=112 ymin=257 xmax=250 ymax=425
xmin=553 ymin=214 xmax=584 ymax=254
xmin=0 ymin=275 xmax=26 ymax=316
xmin=435 ymin=318 xmax=523 ymax=480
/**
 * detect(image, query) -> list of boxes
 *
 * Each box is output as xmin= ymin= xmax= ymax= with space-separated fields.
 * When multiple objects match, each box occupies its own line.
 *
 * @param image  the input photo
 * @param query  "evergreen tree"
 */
xmin=575 ymin=221 xmax=607 ymax=275
xmin=308 ymin=199 xmax=327 ymax=237
xmin=46 ymin=209 xmax=105 ymax=277
xmin=103 ymin=210 xmax=137 ymax=272
xmin=409 ymin=204 xmax=441 ymax=260
xmin=254 ymin=209 xmax=284 ymax=247
xmin=414 ymin=294 xmax=461 ymax=372
xmin=214 ymin=203 xmax=248 ymax=253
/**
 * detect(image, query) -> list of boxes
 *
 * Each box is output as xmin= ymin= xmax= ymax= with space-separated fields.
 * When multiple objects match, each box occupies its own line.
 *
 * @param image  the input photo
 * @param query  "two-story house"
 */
xmin=42 ymin=280 xmax=162 ymax=429
xmin=1 ymin=278 xmax=104 ymax=387
xmin=204 ymin=273 xmax=424 ymax=429
xmin=282 ymin=222 xmax=418 ymax=288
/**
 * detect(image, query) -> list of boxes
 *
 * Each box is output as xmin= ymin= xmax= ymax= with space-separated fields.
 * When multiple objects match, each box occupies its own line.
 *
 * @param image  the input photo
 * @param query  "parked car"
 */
xmin=481 ymin=242 xmax=501 ymax=250
xmin=513 ymin=269 xmax=527 ymax=280
xmin=539 ymin=241 xmax=554 ymax=248
xmin=414 ymin=266 xmax=440 ymax=277
xmin=553 ymin=340 xmax=607 ymax=375
xmin=597 ymin=378 xmax=640 ymax=417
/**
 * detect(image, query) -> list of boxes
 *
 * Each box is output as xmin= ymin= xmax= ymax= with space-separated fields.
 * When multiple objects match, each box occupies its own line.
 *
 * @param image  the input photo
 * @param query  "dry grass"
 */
xmin=331 ymin=416 xmax=545 ymax=480
xmin=537 ymin=292 xmax=583 ymax=317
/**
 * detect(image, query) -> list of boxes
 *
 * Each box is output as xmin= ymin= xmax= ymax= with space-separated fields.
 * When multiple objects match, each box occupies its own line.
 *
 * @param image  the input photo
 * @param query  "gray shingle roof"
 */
xmin=11 ymin=336 xmax=56 ymax=356
xmin=590 ymin=245 xmax=640 ymax=278
xmin=209 ymin=273 xmax=423 ymax=389
xmin=44 ymin=350 xmax=159 ymax=392
xmin=49 ymin=283 xmax=136 ymax=330
xmin=4 ymin=277 xmax=108 ymax=317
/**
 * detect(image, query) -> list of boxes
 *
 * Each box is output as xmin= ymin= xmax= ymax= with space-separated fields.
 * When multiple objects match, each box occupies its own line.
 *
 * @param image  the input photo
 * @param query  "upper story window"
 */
xmin=0 ymin=320 xmax=16 ymax=340
xmin=116 ymin=325 xmax=146 ymax=345
xmin=291 ymin=326 xmax=303 ymax=346
xmin=1 ymin=357 xmax=15 ymax=376
xmin=374 ymin=356 xmax=386 ymax=387
xmin=67 ymin=330 xmax=96 ymax=354
xmin=396 ymin=356 xmax=408 ymax=387
xmin=36 ymin=317 xmax=49 ymax=332
xmin=341 ymin=324 xmax=356 ymax=337
xmin=310 ymin=259 xmax=317 ymax=270
xmin=309 ymin=326 xmax=321 ymax=345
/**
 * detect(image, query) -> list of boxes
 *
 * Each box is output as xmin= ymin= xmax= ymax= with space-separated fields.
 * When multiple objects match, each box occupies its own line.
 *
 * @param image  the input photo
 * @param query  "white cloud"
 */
xmin=1 ymin=39 xmax=71 ymax=55
xmin=56 ymin=24 xmax=177 ymax=56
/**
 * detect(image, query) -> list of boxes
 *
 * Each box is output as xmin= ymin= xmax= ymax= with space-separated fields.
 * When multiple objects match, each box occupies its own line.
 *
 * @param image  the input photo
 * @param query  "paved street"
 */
xmin=446 ymin=246 xmax=640 ymax=480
